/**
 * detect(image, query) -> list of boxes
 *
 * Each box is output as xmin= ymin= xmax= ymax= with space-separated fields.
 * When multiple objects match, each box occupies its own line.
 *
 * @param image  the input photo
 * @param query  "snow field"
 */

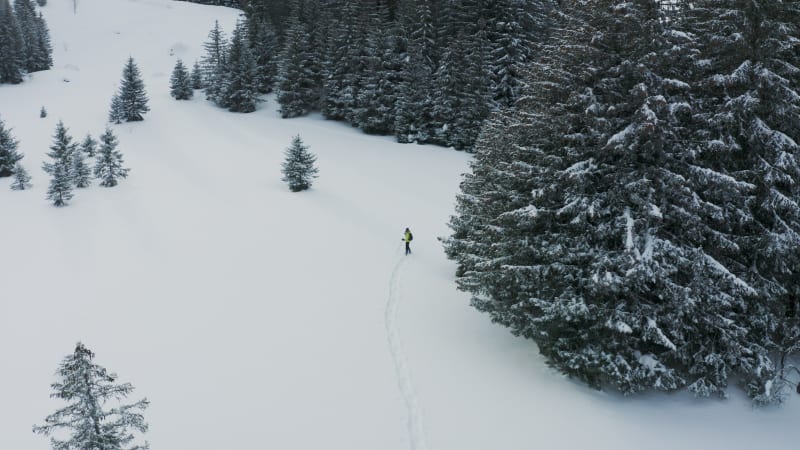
xmin=0 ymin=1 xmax=798 ymax=450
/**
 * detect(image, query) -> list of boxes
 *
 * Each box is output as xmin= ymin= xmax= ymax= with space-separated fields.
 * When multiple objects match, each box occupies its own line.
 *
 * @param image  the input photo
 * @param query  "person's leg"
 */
xmin=405 ymin=242 xmax=411 ymax=254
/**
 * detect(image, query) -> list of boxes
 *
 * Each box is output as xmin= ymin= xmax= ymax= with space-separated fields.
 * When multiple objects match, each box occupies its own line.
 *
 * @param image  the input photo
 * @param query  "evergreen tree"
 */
xmin=108 ymin=92 xmax=124 ymax=124
xmin=321 ymin=0 xmax=365 ymax=121
xmin=247 ymin=17 xmax=279 ymax=93
xmin=13 ymin=0 xmax=35 ymax=71
xmin=0 ymin=115 xmax=23 ymax=177
xmin=39 ymin=105 xmax=46 ymax=117
xmin=10 ymin=161 xmax=31 ymax=190
xmin=32 ymin=343 xmax=149 ymax=450
xmin=94 ymin=127 xmax=129 ymax=187
xmin=682 ymin=0 xmax=800 ymax=403
xmin=394 ymin=0 xmax=437 ymax=143
xmin=35 ymin=0 xmax=44 ymax=6
xmin=0 ymin=0 xmax=25 ymax=84
xmin=45 ymin=160 xmax=72 ymax=206
xmin=28 ymin=11 xmax=52 ymax=72
xmin=115 ymin=57 xmax=149 ymax=121
xmin=190 ymin=59 xmax=204 ymax=89
xmin=71 ymin=147 xmax=91 ymax=188
xmin=444 ymin=0 xmax=789 ymax=400
xmin=42 ymin=121 xmax=76 ymax=206
xmin=200 ymin=20 xmax=228 ymax=106
xmin=281 ymin=134 xmax=318 ymax=192
xmin=169 ymin=59 xmax=193 ymax=100
xmin=80 ymin=133 xmax=97 ymax=157
xmin=276 ymin=2 xmax=322 ymax=118
xmin=223 ymin=20 xmax=259 ymax=112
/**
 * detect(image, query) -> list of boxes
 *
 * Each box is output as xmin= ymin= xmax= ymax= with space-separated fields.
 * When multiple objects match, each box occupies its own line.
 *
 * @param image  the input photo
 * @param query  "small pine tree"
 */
xmin=115 ymin=57 xmax=149 ymax=121
xmin=281 ymin=135 xmax=318 ymax=192
xmin=0 ymin=115 xmax=23 ymax=177
xmin=80 ymin=133 xmax=97 ymax=157
xmin=190 ymin=59 xmax=203 ymax=89
xmin=39 ymin=106 xmax=46 ymax=117
xmin=109 ymin=92 xmax=123 ymax=124
xmin=223 ymin=20 xmax=259 ymax=113
xmin=94 ymin=127 xmax=129 ymax=187
xmin=46 ymin=160 xmax=72 ymax=206
xmin=71 ymin=148 xmax=90 ymax=188
xmin=43 ymin=121 xmax=76 ymax=206
xmin=170 ymin=59 xmax=193 ymax=100
xmin=32 ymin=343 xmax=149 ymax=450
xmin=10 ymin=161 xmax=31 ymax=189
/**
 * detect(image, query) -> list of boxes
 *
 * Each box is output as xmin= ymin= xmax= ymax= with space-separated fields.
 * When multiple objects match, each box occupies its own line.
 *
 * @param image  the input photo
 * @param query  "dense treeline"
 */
xmin=0 ymin=0 xmax=53 ymax=84
xmin=444 ymin=0 xmax=800 ymax=403
xmin=191 ymin=0 xmax=554 ymax=151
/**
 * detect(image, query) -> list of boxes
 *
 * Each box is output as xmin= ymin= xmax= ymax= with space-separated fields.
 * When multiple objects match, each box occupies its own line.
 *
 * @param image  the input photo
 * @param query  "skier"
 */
xmin=402 ymin=227 xmax=413 ymax=255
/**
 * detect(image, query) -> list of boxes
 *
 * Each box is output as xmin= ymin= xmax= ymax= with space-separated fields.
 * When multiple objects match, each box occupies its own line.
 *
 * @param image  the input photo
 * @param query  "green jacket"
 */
xmin=404 ymin=231 xmax=413 ymax=242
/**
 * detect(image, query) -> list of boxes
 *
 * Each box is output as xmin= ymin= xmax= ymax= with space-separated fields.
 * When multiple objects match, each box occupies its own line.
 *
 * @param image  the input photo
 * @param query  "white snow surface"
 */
xmin=1 ymin=1 xmax=799 ymax=450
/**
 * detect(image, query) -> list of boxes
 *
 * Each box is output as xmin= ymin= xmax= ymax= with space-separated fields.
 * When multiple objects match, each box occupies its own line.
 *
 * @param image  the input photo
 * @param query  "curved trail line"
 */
xmin=386 ymin=254 xmax=429 ymax=450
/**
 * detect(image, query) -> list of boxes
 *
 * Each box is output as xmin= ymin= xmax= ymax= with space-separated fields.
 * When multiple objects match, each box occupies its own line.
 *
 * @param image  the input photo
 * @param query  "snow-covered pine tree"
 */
xmin=321 ymin=0 xmax=365 ymax=122
xmin=394 ymin=0 xmax=437 ymax=144
xmin=281 ymin=134 xmax=318 ymax=192
xmin=445 ymin=0 xmax=781 ymax=399
xmin=30 ymin=11 xmax=53 ymax=71
xmin=115 ymin=57 xmax=149 ymax=121
xmin=190 ymin=59 xmax=204 ymax=89
xmin=223 ymin=20 xmax=259 ymax=112
xmin=35 ymin=0 xmax=44 ymax=6
xmin=200 ymin=20 xmax=228 ymax=106
xmin=10 ymin=161 xmax=31 ymax=189
xmin=42 ymin=121 xmax=76 ymax=205
xmin=32 ymin=343 xmax=149 ymax=450
xmin=247 ymin=17 xmax=278 ymax=94
xmin=169 ymin=59 xmax=193 ymax=100
xmin=13 ymin=0 xmax=35 ymax=71
xmin=94 ymin=127 xmax=129 ymax=187
xmin=0 ymin=115 xmax=23 ymax=177
xmin=0 ymin=0 xmax=25 ymax=84
xmin=45 ymin=160 xmax=72 ymax=206
xmin=353 ymin=1 xmax=403 ymax=135
xmin=276 ymin=0 xmax=323 ymax=118
xmin=80 ymin=133 xmax=97 ymax=157
xmin=108 ymin=92 xmax=124 ymax=124
xmin=39 ymin=105 xmax=46 ymax=117
xmin=429 ymin=28 xmax=489 ymax=150
xmin=71 ymin=146 xmax=91 ymax=188
xmin=683 ymin=0 xmax=800 ymax=403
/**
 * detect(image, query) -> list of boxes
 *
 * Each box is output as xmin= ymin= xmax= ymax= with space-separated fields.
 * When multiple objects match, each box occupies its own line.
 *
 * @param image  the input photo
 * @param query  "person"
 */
xmin=403 ymin=227 xmax=413 ymax=255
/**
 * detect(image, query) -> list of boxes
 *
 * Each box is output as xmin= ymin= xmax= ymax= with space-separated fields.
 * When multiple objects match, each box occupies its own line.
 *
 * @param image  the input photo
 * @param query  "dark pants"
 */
xmin=405 ymin=241 xmax=411 ymax=255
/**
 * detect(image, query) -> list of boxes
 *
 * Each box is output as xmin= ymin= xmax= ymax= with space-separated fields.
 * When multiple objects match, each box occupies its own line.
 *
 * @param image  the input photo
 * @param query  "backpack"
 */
xmin=408 ymin=232 xmax=413 ymax=241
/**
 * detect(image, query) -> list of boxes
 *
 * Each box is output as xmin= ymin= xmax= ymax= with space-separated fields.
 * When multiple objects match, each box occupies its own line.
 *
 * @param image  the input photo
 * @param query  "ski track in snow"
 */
xmin=386 ymin=251 xmax=429 ymax=450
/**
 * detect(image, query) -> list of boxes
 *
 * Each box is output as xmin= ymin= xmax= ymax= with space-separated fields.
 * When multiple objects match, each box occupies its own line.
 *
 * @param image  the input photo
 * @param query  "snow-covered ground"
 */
xmin=1 ymin=1 xmax=798 ymax=449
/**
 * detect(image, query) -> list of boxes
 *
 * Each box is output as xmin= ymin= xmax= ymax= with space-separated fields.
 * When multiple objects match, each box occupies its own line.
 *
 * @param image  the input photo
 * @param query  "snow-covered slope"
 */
xmin=0 ymin=1 xmax=797 ymax=449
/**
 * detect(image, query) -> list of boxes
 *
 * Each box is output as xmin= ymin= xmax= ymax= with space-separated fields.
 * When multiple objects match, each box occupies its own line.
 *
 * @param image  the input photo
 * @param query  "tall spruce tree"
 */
xmin=247 ymin=17 xmax=279 ymax=93
xmin=444 ymin=0 xmax=791 ymax=400
xmin=223 ymin=20 xmax=259 ymax=112
xmin=170 ymin=59 xmax=193 ymax=100
xmin=276 ymin=0 xmax=323 ymax=118
xmin=0 ymin=115 xmax=22 ymax=177
xmin=94 ymin=127 xmax=129 ymax=187
xmin=115 ymin=57 xmax=149 ymax=121
xmin=281 ymin=134 xmax=318 ymax=192
xmin=33 ymin=343 xmax=149 ymax=450
xmin=0 ymin=0 xmax=25 ymax=84
xmin=682 ymin=0 xmax=800 ymax=403
xmin=201 ymin=20 xmax=228 ymax=106
xmin=71 ymin=146 xmax=91 ymax=188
